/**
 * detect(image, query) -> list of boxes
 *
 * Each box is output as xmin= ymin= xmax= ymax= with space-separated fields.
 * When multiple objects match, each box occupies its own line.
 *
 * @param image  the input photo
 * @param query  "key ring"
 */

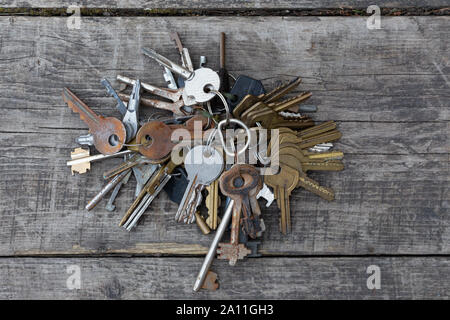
xmin=206 ymin=86 xmax=231 ymax=124
xmin=216 ymin=118 xmax=251 ymax=157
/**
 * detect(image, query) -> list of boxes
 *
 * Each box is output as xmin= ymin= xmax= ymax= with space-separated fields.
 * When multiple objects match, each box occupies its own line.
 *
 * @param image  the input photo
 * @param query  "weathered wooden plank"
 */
xmin=2 ymin=1 xmax=449 ymax=9
xmin=0 ymin=153 xmax=447 ymax=256
xmin=0 ymin=17 xmax=448 ymax=256
xmin=0 ymin=257 xmax=448 ymax=299
xmin=0 ymin=17 xmax=448 ymax=123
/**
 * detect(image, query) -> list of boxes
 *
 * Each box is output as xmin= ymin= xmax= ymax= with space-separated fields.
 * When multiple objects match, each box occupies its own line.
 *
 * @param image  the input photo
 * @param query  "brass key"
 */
xmin=264 ymin=164 xmax=299 ymax=235
xmin=205 ymin=179 xmax=220 ymax=230
xmin=242 ymin=92 xmax=311 ymax=124
xmin=278 ymin=153 xmax=335 ymax=201
xmin=62 ymin=88 xmax=126 ymax=155
xmin=232 ymin=77 xmax=302 ymax=119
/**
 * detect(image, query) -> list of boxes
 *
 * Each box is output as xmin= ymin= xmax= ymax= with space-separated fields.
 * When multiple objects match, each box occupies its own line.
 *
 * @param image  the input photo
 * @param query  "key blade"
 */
xmin=101 ymin=78 xmax=127 ymax=116
xmin=142 ymin=48 xmax=192 ymax=80
xmin=124 ymin=173 xmax=173 ymax=231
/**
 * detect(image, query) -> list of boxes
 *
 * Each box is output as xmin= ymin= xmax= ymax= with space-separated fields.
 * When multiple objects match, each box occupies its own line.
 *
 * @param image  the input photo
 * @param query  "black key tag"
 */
xmin=228 ymin=75 xmax=265 ymax=112
xmin=163 ymin=167 xmax=189 ymax=205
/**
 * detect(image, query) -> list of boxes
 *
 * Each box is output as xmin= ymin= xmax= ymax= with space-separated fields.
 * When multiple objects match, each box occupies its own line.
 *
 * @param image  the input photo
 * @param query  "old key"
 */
xmin=63 ymin=88 xmax=126 ymax=155
xmin=217 ymin=164 xmax=262 ymax=265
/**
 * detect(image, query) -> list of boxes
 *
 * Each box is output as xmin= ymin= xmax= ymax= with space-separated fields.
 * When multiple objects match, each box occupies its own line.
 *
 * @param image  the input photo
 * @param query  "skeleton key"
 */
xmin=142 ymin=48 xmax=220 ymax=103
xmin=264 ymin=164 xmax=299 ymax=235
xmin=120 ymin=161 xmax=177 ymax=230
xmin=122 ymin=79 xmax=141 ymax=142
xmin=193 ymin=199 xmax=234 ymax=292
xmin=101 ymin=78 xmax=127 ymax=116
xmin=63 ymin=88 xmax=126 ymax=155
xmin=175 ymin=145 xmax=224 ymax=224
xmin=217 ymin=164 xmax=261 ymax=265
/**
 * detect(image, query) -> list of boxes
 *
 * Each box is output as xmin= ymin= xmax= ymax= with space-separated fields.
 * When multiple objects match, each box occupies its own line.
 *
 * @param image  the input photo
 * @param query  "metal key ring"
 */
xmin=206 ymin=86 xmax=231 ymax=124
xmin=216 ymin=118 xmax=251 ymax=157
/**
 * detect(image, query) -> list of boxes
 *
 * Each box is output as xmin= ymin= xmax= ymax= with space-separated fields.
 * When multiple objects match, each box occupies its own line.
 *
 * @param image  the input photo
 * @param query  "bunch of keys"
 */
xmin=62 ymin=31 xmax=344 ymax=293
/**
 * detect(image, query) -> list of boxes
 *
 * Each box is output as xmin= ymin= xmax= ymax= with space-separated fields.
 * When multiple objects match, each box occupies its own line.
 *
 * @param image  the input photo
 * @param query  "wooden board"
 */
xmin=0 ymin=16 xmax=448 ymax=257
xmin=0 ymin=15 xmax=448 ymax=298
xmin=0 ymin=257 xmax=449 ymax=299
xmin=2 ymin=1 xmax=449 ymax=10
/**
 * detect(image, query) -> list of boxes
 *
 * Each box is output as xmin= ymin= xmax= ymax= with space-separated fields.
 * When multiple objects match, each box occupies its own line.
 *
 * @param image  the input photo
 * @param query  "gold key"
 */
xmin=264 ymin=164 xmax=298 ymax=235
xmin=242 ymin=92 xmax=311 ymax=122
xmin=232 ymin=77 xmax=303 ymax=119
xmin=205 ymin=179 xmax=220 ymax=230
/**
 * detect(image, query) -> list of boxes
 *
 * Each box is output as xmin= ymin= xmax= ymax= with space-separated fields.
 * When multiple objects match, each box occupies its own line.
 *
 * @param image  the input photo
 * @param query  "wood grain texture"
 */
xmin=1 ymin=1 xmax=449 ymax=9
xmin=0 ymin=16 xmax=448 ymax=258
xmin=0 ymin=257 xmax=449 ymax=299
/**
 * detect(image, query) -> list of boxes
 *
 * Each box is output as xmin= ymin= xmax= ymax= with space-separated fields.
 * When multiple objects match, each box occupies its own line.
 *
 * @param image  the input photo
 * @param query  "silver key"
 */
xmin=142 ymin=48 xmax=220 ymax=103
xmin=101 ymin=78 xmax=127 ymax=116
xmin=175 ymin=146 xmax=224 ymax=224
xmin=169 ymin=32 xmax=194 ymax=72
xmin=193 ymin=199 xmax=234 ymax=292
xmin=122 ymin=79 xmax=140 ymax=142
xmin=308 ymin=143 xmax=333 ymax=152
xmin=105 ymin=169 xmax=132 ymax=211
xmin=163 ymin=67 xmax=178 ymax=90
xmin=256 ymin=183 xmax=275 ymax=207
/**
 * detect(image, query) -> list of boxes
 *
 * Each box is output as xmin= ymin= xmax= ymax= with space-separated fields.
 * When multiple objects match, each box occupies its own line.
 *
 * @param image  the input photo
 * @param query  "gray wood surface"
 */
xmin=0 ymin=15 xmax=448 ymax=299
xmin=0 ymin=257 xmax=449 ymax=299
xmin=1 ymin=1 xmax=449 ymax=9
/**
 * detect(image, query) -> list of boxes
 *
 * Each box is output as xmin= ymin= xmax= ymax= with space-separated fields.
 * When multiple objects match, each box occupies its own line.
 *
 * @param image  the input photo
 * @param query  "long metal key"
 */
xmin=193 ymin=199 xmax=234 ymax=292
xmin=63 ymin=88 xmax=127 ymax=155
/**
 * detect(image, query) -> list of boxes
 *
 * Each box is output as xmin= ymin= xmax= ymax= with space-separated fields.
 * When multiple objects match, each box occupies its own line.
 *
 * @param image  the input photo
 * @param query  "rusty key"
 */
xmin=63 ymin=88 xmax=126 ymax=155
xmin=217 ymin=164 xmax=262 ymax=265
